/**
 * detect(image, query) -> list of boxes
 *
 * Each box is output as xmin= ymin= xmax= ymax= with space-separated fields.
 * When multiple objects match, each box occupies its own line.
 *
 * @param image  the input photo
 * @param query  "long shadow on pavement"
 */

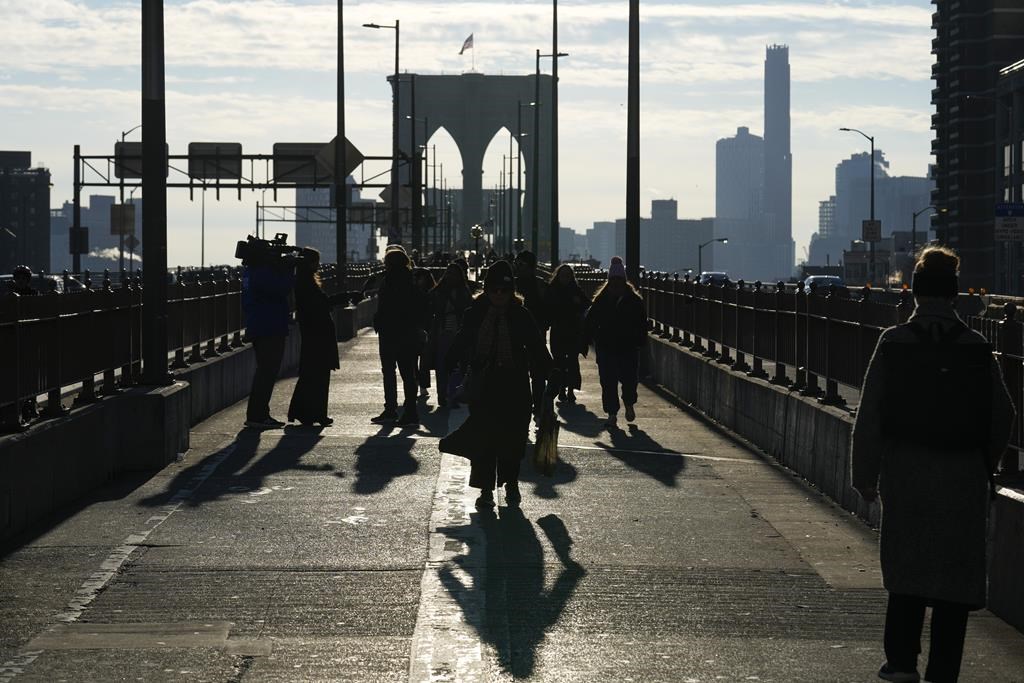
xmin=555 ymin=400 xmax=605 ymax=439
xmin=519 ymin=445 xmax=579 ymax=499
xmin=351 ymin=427 xmax=420 ymax=494
xmin=438 ymin=508 xmax=585 ymax=678
xmin=593 ymin=423 xmax=686 ymax=487
xmin=138 ymin=426 xmax=329 ymax=508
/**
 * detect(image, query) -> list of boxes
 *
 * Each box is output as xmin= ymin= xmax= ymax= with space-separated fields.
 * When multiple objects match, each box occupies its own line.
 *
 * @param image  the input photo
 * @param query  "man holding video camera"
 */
xmin=239 ymin=234 xmax=297 ymax=429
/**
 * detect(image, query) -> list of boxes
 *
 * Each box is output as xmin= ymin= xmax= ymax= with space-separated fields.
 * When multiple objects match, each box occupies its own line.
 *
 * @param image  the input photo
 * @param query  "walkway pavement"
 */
xmin=2 ymin=330 xmax=1023 ymax=682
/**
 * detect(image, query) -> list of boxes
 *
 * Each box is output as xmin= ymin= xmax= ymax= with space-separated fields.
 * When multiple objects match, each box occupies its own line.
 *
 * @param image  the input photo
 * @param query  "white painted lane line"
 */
xmin=6 ymin=438 xmax=240 ymax=680
xmin=408 ymin=407 xmax=502 ymax=682
xmin=568 ymin=443 xmax=767 ymax=464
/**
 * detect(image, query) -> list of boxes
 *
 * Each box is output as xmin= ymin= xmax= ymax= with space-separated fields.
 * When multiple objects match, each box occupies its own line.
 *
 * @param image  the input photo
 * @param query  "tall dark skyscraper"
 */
xmin=763 ymin=44 xmax=794 ymax=277
xmin=931 ymin=1 xmax=1024 ymax=291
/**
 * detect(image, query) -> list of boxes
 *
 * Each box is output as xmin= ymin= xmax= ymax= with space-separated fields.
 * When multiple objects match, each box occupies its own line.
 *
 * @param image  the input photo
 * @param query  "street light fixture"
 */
xmin=912 ymin=205 xmax=946 ymax=257
xmin=839 ymin=126 xmax=877 ymax=284
xmin=364 ymin=20 xmax=401 ymax=244
xmin=698 ymin=237 xmax=728 ymax=276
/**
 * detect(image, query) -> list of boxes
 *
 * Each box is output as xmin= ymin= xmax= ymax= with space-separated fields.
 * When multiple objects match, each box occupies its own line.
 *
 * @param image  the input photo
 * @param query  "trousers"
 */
xmin=884 ymin=592 xmax=970 ymax=683
xmin=247 ymin=335 xmax=286 ymax=421
xmin=380 ymin=341 xmax=418 ymax=409
xmin=596 ymin=347 xmax=639 ymax=415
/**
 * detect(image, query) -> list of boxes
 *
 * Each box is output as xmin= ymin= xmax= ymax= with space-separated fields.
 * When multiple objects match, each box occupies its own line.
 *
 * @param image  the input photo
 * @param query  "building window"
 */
xmin=1005 ymin=144 xmax=1012 ymax=177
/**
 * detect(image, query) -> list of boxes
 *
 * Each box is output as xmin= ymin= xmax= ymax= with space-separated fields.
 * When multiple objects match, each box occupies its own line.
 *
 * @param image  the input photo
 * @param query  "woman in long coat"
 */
xmin=429 ymin=264 xmax=473 ymax=407
xmin=287 ymin=249 xmax=342 ymax=426
xmin=547 ymin=264 xmax=589 ymax=402
xmin=852 ymin=246 xmax=1014 ymax=683
xmin=440 ymin=260 xmax=552 ymax=509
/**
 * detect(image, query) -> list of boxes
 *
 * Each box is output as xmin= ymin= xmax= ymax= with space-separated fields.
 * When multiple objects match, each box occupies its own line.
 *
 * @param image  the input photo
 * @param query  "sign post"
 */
xmin=861 ymin=219 xmax=882 ymax=243
xmin=995 ymin=203 xmax=1024 ymax=242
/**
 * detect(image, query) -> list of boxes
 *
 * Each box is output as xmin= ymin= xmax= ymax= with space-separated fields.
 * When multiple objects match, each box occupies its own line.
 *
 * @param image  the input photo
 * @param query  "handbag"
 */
xmin=533 ymin=395 xmax=559 ymax=476
xmin=455 ymin=362 xmax=489 ymax=404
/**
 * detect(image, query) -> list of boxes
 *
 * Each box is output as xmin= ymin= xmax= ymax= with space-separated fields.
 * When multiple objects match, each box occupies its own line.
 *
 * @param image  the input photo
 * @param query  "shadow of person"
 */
xmin=415 ymin=405 xmax=451 ymax=438
xmin=519 ymin=444 xmax=579 ymax=499
xmin=139 ymin=428 xmax=328 ymax=508
xmin=593 ymin=423 xmax=686 ymax=487
xmin=438 ymin=508 xmax=585 ymax=678
xmin=555 ymin=400 xmax=605 ymax=439
xmin=352 ymin=428 xmax=420 ymax=494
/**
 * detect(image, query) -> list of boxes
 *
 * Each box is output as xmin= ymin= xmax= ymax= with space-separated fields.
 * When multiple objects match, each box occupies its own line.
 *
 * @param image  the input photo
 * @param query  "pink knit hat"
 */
xmin=608 ymin=256 xmax=626 ymax=279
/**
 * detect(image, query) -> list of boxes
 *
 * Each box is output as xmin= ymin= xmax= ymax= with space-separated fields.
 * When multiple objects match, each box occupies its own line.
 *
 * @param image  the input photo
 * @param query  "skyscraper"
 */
xmin=763 ymin=44 xmax=795 ymax=278
xmin=715 ymin=126 xmax=763 ymax=277
xmin=931 ymin=1 xmax=1024 ymax=290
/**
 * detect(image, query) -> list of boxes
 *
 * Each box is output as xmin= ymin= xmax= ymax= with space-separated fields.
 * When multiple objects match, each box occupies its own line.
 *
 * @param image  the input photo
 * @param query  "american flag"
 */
xmin=459 ymin=34 xmax=474 ymax=55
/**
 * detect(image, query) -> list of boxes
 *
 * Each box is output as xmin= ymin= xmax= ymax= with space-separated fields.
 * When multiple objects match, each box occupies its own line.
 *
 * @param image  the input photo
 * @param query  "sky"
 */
xmin=0 ymin=0 xmax=935 ymax=266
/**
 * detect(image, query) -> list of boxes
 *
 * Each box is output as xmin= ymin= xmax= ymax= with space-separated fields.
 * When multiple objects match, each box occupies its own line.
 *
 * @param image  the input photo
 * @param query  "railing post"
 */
xmin=819 ymin=287 xmax=845 ymax=406
xmin=731 ymin=280 xmax=749 ymax=372
xmin=218 ymin=270 xmax=232 ymax=353
xmin=792 ymin=281 xmax=807 ymax=391
xmin=203 ymin=269 xmax=219 ymax=359
xmin=659 ymin=273 xmax=671 ymax=339
xmin=998 ymin=302 xmax=1021 ymax=477
xmin=770 ymin=281 xmax=790 ymax=385
xmin=680 ymin=273 xmax=694 ymax=347
xmin=231 ymin=269 xmax=244 ymax=348
xmin=800 ymin=282 xmax=822 ymax=397
xmin=170 ymin=267 xmax=188 ymax=369
xmin=74 ymin=273 xmax=98 ymax=407
xmin=101 ymin=270 xmax=120 ymax=396
xmin=717 ymin=281 xmax=734 ymax=365
xmin=702 ymin=281 xmax=717 ymax=358
xmin=748 ymin=281 xmax=767 ymax=379
xmin=670 ymin=273 xmax=681 ymax=343
xmin=188 ymin=271 xmax=204 ymax=364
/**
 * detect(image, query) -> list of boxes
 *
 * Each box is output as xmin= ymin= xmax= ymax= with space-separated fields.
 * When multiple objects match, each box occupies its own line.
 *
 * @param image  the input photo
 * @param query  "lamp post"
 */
xmin=406 ymin=114 xmax=428 ymax=254
xmin=626 ymin=0 xmax=639 ymax=281
xmin=118 ymin=124 xmax=142 ymax=273
xmin=839 ymin=127 xmax=876 ymax=284
xmin=912 ymin=205 xmax=945 ymax=258
xmin=534 ymin=49 xmax=568 ymax=259
xmin=517 ymin=101 xmax=534 ymax=251
xmin=698 ymin=237 xmax=728 ymax=276
xmin=336 ymin=0 xmax=347 ymax=270
xmin=363 ymin=20 xmax=400 ymax=244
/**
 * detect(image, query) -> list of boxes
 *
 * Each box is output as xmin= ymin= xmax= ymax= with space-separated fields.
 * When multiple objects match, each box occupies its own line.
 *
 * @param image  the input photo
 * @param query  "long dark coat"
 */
xmin=374 ymin=268 xmax=428 ymax=355
xmin=584 ymin=288 xmax=647 ymax=354
xmin=295 ymin=278 xmax=341 ymax=372
xmin=440 ymin=297 xmax=552 ymax=488
xmin=547 ymin=282 xmax=589 ymax=390
xmin=851 ymin=299 xmax=1014 ymax=608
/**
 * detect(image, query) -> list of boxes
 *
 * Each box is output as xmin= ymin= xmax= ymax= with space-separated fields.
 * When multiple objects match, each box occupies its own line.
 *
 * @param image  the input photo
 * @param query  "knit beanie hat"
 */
xmin=484 ymin=260 xmax=515 ymax=289
xmin=515 ymin=250 xmax=537 ymax=269
xmin=912 ymin=247 xmax=959 ymax=298
xmin=608 ymin=256 xmax=626 ymax=279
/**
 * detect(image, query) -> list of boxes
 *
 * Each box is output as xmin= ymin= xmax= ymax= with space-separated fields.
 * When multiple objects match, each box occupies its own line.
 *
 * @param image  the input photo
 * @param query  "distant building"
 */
xmin=715 ymin=126 xmax=764 ymax=278
xmin=996 ymin=57 xmax=1024 ymax=292
xmin=763 ymin=44 xmax=795 ymax=279
xmin=558 ymin=226 xmax=579 ymax=262
xmin=931 ymin=1 xmax=1024 ymax=290
xmin=586 ymin=221 xmax=616 ymax=268
xmin=48 ymin=195 xmax=143 ymax=274
xmin=612 ymin=199 xmax=714 ymax=274
xmin=0 ymin=151 xmax=50 ymax=275
xmin=295 ymin=181 xmax=378 ymax=263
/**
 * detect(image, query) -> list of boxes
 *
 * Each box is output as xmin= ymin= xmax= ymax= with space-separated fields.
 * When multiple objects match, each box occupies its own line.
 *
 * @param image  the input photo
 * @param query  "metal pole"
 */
xmin=507 ymin=134 xmax=513 ymax=253
xmin=551 ymin=0 xmax=559 ymax=265
xmin=201 ymin=188 xmax=205 ymax=268
xmin=869 ymin=135 xmax=875 ymax=285
xmin=119 ymin=135 xmax=125 ymax=273
xmin=517 ymin=102 xmax=523 ymax=248
xmin=336 ymin=0 xmax=348 ymax=269
xmin=698 ymin=244 xmax=703 ymax=277
xmin=389 ymin=21 xmax=401 ymax=245
xmin=410 ymin=74 xmax=422 ymax=256
xmin=141 ymin=0 xmax=169 ymax=385
xmin=432 ymin=144 xmax=437 ymax=253
xmin=72 ymin=144 xmax=82 ymax=275
xmin=625 ymin=0 xmax=640 ymax=281
xmin=533 ymin=49 xmax=541 ymax=255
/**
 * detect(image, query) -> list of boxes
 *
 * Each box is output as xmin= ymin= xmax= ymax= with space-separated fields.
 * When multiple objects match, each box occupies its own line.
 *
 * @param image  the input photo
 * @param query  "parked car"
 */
xmin=698 ymin=271 xmax=730 ymax=286
xmin=803 ymin=275 xmax=846 ymax=293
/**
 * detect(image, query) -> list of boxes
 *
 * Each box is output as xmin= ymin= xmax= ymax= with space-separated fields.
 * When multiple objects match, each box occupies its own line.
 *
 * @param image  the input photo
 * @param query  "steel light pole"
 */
xmin=698 ymin=237 xmax=728 ymax=276
xmin=364 ymin=20 xmax=400 ymax=244
xmin=535 ymin=49 xmax=568 ymax=260
xmin=626 ymin=0 xmax=640 ymax=281
xmin=912 ymin=205 xmax=946 ymax=258
xmin=839 ymin=127 xmax=876 ymax=284
xmin=518 ymin=101 xmax=534 ymax=251
xmin=406 ymin=114 xmax=428 ymax=254
xmin=336 ymin=0 xmax=347 ymax=270
xmin=118 ymin=124 xmax=142 ymax=273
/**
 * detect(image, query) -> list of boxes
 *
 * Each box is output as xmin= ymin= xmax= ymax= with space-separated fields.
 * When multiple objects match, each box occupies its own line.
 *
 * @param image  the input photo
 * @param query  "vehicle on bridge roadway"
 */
xmin=803 ymin=274 xmax=847 ymax=294
xmin=698 ymin=271 xmax=730 ymax=286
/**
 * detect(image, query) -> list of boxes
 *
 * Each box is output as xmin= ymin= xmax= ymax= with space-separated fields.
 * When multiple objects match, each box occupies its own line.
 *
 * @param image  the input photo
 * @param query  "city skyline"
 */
xmin=1 ymin=0 xmax=935 ymax=268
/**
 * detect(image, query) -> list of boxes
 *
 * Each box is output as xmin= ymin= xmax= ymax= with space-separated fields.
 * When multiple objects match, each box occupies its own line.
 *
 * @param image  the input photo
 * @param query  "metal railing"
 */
xmin=631 ymin=270 xmax=1023 ymax=477
xmin=1 ymin=263 xmax=383 ymax=432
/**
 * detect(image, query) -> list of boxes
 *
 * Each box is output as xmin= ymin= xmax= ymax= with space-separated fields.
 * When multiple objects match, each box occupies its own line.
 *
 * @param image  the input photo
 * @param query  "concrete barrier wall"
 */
xmin=0 ymin=298 xmax=377 ymax=545
xmin=645 ymin=333 xmax=1024 ymax=632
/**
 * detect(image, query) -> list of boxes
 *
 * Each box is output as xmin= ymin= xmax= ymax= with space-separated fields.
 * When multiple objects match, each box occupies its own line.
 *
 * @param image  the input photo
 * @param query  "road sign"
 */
xmin=272 ymin=143 xmax=325 ymax=184
xmin=187 ymin=142 xmax=242 ymax=179
xmin=861 ymin=219 xmax=882 ymax=243
xmin=315 ymin=137 xmax=365 ymax=180
xmin=70 ymin=226 xmax=89 ymax=255
xmin=995 ymin=203 xmax=1024 ymax=241
xmin=114 ymin=141 xmax=168 ymax=179
xmin=110 ymin=204 xmax=136 ymax=236
xmin=125 ymin=234 xmax=140 ymax=252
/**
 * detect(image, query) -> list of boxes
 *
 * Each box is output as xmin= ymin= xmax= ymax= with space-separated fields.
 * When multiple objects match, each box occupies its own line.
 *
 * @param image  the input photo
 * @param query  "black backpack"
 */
xmin=879 ymin=320 xmax=993 ymax=451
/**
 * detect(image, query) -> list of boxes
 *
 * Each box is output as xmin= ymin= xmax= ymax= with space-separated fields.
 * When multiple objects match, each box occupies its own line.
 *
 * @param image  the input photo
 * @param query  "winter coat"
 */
xmin=585 ymin=288 xmax=647 ymax=355
xmin=242 ymin=264 xmax=294 ymax=338
xmin=440 ymin=297 xmax=552 ymax=469
xmin=295 ymin=277 xmax=342 ymax=372
xmin=851 ymin=299 xmax=1014 ymax=608
xmin=547 ymin=283 xmax=589 ymax=358
xmin=516 ymin=274 xmax=550 ymax=332
xmin=373 ymin=268 xmax=428 ymax=354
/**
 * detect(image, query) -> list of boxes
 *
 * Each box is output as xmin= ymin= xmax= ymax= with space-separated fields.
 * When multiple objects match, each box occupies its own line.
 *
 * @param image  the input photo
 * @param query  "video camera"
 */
xmin=235 ymin=233 xmax=304 ymax=269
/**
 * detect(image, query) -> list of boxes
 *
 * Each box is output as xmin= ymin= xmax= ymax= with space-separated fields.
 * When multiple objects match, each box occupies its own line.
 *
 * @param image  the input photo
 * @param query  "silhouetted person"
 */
xmin=413 ymin=268 xmax=436 ymax=400
xmin=513 ymin=250 xmax=550 ymax=415
xmin=440 ymin=260 xmax=552 ymax=508
xmin=372 ymin=245 xmax=427 ymax=426
xmin=852 ymin=246 xmax=1014 ymax=683
xmin=585 ymin=257 xmax=647 ymax=429
xmin=10 ymin=265 xmax=38 ymax=297
xmin=242 ymin=251 xmax=295 ymax=429
xmin=429 ymin=264 xmax=473 ymax=408
xmin=547 ymin=264 xmax=588 ymax=403
xmin=287 ymin=249 xmax=342 ymax=427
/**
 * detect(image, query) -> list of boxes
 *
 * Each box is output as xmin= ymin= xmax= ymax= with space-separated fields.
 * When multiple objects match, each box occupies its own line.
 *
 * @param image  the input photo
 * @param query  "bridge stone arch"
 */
xmin=395 ymin=72 xmax=554 ymax=249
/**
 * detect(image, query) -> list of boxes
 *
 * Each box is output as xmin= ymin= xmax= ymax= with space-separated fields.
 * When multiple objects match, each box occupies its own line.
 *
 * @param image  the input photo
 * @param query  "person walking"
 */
xmin=584 ymin=256 xmax=647 ymax=429
xmin=513 ymin=251 xmax=550 ymax=415
xmin=439 ymin=260 xmax=552 ymax=509
xmin=413 ymin=268 xmax=437 ymax=400
xmin=547 ymin=264 xmax=588 ymax=402
xmin=372 ymin=246 xmax=427 ymax=426
xmin=852 ymin=246 xmax=1014 ymax=683
xmin=286 ymin=249 xmax=343 ymax=427
xmin=242 ymin=251 xmax=295 ymax=429
xmin=429 ymin=263 xmax=473 ymax=408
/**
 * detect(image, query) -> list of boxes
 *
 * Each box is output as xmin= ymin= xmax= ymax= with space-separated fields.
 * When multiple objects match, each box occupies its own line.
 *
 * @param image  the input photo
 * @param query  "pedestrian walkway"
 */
xmin=2 ymin=331 xmax=1023 ymax=682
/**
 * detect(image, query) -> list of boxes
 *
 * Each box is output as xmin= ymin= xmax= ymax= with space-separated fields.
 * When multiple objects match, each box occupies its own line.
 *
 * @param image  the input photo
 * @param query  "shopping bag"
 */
xmin=533 ymin=396 xmax=559 ymax=477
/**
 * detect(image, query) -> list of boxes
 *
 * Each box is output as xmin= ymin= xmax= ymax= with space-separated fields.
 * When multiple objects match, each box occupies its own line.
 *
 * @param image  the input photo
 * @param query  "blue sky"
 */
xmin=1 ymin=0 xmax=934 ymax=265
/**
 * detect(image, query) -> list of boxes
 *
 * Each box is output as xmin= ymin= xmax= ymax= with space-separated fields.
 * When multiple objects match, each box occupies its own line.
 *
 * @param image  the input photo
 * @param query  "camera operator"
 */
xmin=240 ymin=235 xmax=296 ymax=429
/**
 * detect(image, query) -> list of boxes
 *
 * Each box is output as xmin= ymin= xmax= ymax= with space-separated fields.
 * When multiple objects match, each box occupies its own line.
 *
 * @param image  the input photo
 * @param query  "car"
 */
xmin=698 ymin=271 xmax=730 ymax=286
xmin=803 ymin=275 xmax=846 ymax=293
xmin=1 ymin=273 xmax=64 ymax=294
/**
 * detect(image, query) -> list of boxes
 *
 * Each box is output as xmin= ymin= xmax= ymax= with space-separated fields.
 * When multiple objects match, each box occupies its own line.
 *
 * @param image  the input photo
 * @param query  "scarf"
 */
xmin=475 ymin=304 xmax=515 ymax=368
